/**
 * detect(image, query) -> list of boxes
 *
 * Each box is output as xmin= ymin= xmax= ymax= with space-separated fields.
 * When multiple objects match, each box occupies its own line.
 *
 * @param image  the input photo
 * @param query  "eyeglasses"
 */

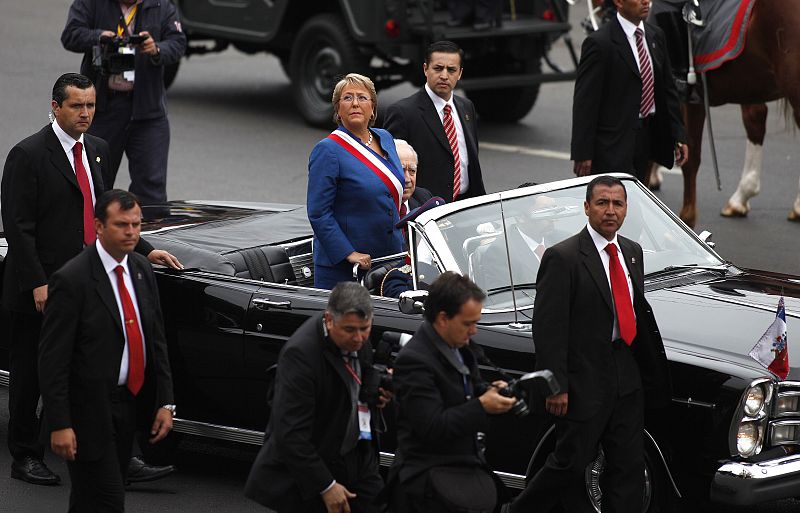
xmin=341 ymin=94 xmax=372 ymax=104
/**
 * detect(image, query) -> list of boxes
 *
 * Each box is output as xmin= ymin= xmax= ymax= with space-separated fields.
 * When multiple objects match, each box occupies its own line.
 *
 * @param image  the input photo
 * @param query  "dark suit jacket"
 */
xmin=1 ymin=124 xmax=154 ymax=313
xmin=384 ymin=89 xmax=486 ymax=201
xmin=408 ymin=186 xmax=434 ymax=211
xmin=244 ymin=314 xmax=379 ymax=509
xmin=532 ymin=227 xmax=671 ymax=421
xmin=570 ymin=16 xmax=686 ymax=172
xmin=389 ymin=322 xmax=490 ymax=485
xmin=38 ymin=245 xmax=173 ymax=461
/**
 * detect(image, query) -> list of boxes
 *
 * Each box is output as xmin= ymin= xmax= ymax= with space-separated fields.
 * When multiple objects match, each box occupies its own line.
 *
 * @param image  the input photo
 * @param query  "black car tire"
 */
xmin=526 ymin=440 xmax=672 ymax=513
xmin=163 ymin=60 xmax=180 ymax=90
xmin=289 ymin=14 xmax=367 ymax=127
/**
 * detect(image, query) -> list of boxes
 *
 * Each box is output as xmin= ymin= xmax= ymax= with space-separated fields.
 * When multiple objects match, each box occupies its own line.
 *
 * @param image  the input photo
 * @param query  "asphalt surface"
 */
xmin=1 ymin=1 xmax=800 ymax=512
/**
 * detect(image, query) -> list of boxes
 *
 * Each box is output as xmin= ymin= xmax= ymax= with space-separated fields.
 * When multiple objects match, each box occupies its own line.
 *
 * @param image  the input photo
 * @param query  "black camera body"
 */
xmin=93 ymin=34 xmax=147 ymax=76
xmin=359 ymin=332 xmax=410 ymax=408
xmin=497 ymin=378 xmax=531 ymax=417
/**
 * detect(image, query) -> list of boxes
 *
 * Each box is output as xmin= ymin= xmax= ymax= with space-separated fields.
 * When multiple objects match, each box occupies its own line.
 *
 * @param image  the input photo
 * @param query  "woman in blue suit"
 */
xmin=308 ymin=74 xmax=406 ymax=290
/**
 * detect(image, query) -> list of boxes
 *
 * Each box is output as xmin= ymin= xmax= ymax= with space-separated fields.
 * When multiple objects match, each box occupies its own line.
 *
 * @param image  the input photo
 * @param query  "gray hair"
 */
xmin=394 ymin=139 xmax=418 ymax=163
xmin=331 ymin=73 xmax=379 ymax=126
xmin=327 ymin=282 xmax=373 ymax=320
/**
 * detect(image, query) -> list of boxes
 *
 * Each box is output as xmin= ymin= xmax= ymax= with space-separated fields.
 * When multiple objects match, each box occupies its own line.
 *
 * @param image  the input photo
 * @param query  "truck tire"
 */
xmin=468 ymin=84 xmax=540 ymax=123
xmin=164 ymin=60 xmax=180 ymax=90
xmin=290 ymin=14 xmax=366 ymax=127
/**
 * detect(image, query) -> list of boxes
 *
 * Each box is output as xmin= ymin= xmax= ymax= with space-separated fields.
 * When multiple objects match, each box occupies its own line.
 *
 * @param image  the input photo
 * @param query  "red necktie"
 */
xmin=443 ymin=104 xmax=462 ymax=201
xmin=72 ymin=142 xmax=95 ymax=246
xmin=635 ymin=28 xmax=655 ymax=118
xmin=605 ymin=243 xmax=637 ymax=345
xmin=114 ymin=265 xmax=145 ymax=395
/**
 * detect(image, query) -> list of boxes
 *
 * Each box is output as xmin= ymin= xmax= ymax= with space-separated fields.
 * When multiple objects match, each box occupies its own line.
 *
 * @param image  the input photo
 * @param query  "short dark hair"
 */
xmin=52 ymin=73 xmax=93 ymax=106
xmin=423 ymin=271 xmax=485 ymax=323
xmin=586 ymin=175 xmax=627 ymax=202
xmin=328 ymin=282 xmax=373 ymax=321
xmin=95 ymin=189 xmax=141 ymax=223
xmin=425 ymin=41 xmax=464 ymax=67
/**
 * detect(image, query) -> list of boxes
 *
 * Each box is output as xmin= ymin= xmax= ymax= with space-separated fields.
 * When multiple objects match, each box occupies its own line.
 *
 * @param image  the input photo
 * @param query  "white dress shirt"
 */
xmin=616 ymin=12 xmax=656 ymax=117
xmin=96 ymin=239 xmax=147 ymax=385
xmin=52 ymin=119 xmax=97 ymax=206
xmin=586 ymin=223 xmax=635 ymax=342
xmin=424 ymin=83 xmax=470 ymax=194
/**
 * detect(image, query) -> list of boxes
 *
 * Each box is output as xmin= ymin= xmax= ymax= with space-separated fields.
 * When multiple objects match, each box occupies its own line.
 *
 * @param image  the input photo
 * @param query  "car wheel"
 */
xmin=289 ymin=14 xmax=366 ymax=127
xmin=163 ymin=60 xmax=180 ymax=90
xmin=526 ymin=443 xmax=671 ymax=513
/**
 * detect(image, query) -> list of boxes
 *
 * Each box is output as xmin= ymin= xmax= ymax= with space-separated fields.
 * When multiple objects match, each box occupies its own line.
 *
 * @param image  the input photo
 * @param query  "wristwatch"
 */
xmin=161 ymin=404 xmax=177 ymax=417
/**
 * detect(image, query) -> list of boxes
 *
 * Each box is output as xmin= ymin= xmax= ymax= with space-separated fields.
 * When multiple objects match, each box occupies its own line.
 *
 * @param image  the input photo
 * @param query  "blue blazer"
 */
xmin=307 ymin=127 xmax=405 ymax=272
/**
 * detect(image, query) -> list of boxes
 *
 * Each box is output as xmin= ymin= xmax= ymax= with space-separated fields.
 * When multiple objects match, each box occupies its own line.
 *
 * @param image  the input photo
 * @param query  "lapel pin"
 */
xmin=96 ymin=156 xmax=101 ymax=163
xmin=137 ymin=272 xmax=142 ymax=280
xmin=631 ymin=257 xmax=636 ymax=264
xmin=465 ymin=114 xmax=471 ymax=121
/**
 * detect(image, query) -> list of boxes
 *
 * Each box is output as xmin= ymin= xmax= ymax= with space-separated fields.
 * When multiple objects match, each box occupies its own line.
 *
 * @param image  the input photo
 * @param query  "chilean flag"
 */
xmin=749 ymin=297 xmax=790 ymax=380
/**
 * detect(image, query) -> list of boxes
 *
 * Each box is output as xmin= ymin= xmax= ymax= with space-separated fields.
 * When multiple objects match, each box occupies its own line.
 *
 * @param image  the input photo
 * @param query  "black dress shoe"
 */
xmin=10 ymin=456 xmax=61 ymax=486
xmin=126 ymin=455 xmax=176 ymax=484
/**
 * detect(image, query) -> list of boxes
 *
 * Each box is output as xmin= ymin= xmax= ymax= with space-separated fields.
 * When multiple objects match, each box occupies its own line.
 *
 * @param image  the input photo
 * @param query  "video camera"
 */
xmin=92 ymin=34 xmax=148 ymax=76
xmin=359 ymin=331 xmax=412 ymax=408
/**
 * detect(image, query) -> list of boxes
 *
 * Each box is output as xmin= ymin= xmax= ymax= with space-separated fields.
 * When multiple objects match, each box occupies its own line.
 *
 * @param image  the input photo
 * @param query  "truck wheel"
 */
xmin=164 ymin=60 xmax=180 ymax=90
xmin=290 ymin=14 xmax=366 ymax=127
xmin=468 ymin=84 xmax=540 ymax=123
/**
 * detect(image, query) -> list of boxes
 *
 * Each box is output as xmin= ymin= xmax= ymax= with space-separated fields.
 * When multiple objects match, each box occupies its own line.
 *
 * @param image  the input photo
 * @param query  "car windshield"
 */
xmin=415 ymin=180 xmax=724 ymax=311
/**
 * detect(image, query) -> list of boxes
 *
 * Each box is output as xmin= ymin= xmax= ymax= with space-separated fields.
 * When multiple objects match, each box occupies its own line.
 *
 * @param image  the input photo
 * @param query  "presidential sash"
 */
xmin=327 ymin=129 xmax=404 ymax=211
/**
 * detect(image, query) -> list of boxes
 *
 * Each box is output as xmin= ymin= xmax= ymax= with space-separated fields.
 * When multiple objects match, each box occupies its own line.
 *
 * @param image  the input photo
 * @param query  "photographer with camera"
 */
xmin=387 ymin=272 xmax=516 ymax=513
xmin=61 ymin=0 xmax=186 ymax=205
xmin=245 ymin=282 xmax=390 ymax=513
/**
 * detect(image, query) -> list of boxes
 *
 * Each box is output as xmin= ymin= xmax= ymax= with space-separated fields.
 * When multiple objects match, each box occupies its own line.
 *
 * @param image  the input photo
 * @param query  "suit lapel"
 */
xmin=453 ymin=96 xmax=478 ymax=159
xmin=91 ymin=246 xmax=124 ymax=334
xmin=45 ymin=126 xmax=80 ymax=191
xmin=578 ymin=228 xmax=614 ymax=312
xmin=643 ymin=22 xmax=663 ymax=82
xmin=416 ymin=90 xmax=452 ymax=153
xmin=610 ymin=17 xmax=640 ymax=79
xmin=83 ymin=136 xmax=106 ymax=194
xmin=618 ymin=236 xmax=644 ymax=296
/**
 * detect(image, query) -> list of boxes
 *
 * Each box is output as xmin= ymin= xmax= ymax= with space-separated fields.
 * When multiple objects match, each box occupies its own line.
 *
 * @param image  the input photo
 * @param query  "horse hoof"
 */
xmin=789 ymin=209 xmax=800 ymax=222
xmin=721 ymin=203 xmax=748 ymax=217
xmin=648 ymin=182 xmax=661 ymax=192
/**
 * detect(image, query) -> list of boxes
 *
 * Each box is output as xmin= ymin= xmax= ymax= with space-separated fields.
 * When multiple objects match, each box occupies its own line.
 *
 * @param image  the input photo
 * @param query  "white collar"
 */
xmin=96 ymin=239 xmax=130 ymax=275
xmin=52 ymin=119 xmax=85 ymax=154
xmin=616 ymin=12 xmax=644 ymax=39
xmin=587 ymin=223 xmax=620 ymax=253
xmin=424 ymin=83 xmax=455 ymax=115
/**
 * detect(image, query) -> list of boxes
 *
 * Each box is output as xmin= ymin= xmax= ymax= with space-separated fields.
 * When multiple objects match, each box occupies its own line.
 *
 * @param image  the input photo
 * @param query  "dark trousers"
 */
xmin=89 ymin=93 xmax=171 ymax=205
xmin=66 ymin=387 xmax=137 ymax=513
xmin=632 ymin=117 xmax=654 ymax=182
xmin=7 ymin=311 xmax=44 ymax=461
xmin=277 ymin=440 xmax=384 ymax=513
xmin=512 ymin=345 xmax=645 ymax=513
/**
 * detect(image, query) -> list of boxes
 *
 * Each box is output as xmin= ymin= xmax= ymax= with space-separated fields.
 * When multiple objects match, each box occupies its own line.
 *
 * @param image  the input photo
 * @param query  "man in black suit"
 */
xmin=509 ymin=176 xmax=671 ymax=513
xmin=0 ymin=73 xmax=180 ymax=486
xmin=384 ymin=41 xmax=485 ymax=202
xmin=571 ymin=0 xmax=688 ymax=181
xmin=39 ymin=190 xmax=175 ymax=512
xmin=388 ymin=272 xmax=515 ymax=512
xmin=245 ymin=282 xmax=388 ymax=513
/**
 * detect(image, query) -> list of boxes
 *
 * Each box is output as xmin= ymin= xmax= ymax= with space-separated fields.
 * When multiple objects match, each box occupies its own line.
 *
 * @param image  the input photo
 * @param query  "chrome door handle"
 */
xmin=252 ymin=298 xmax=292 ymax=310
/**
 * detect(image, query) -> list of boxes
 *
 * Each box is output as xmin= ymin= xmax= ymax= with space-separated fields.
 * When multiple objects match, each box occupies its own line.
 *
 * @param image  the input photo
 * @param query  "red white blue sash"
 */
xmin=327 ymin=129 xmax=404 ymax=211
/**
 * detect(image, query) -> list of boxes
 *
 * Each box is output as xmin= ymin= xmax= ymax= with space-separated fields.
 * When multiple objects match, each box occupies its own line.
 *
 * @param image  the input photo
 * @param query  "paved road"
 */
xmin=1 ymin=1 xmax=800 ymax=512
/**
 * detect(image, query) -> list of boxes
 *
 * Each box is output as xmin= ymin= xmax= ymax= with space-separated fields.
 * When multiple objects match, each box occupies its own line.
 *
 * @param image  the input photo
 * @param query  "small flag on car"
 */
xmin=748 ymin=297 xmax=789 ymax=380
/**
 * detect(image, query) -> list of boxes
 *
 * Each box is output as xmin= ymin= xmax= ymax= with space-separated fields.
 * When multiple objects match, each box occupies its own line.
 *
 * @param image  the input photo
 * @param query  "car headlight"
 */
xmin=744 ymin=385 xmax=766 ymax=416
xmin=737 ymin=421 xmax=764 ymax=457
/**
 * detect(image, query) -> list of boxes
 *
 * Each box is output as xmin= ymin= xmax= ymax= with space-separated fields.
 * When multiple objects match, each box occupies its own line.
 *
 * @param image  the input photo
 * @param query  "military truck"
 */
xmin=170 ymin=0 xmax=578 ymax=126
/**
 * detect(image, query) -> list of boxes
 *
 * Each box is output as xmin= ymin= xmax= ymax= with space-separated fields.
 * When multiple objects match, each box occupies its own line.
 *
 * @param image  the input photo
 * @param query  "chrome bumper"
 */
xmin=711 ymin=452 xmax=800 ymax=505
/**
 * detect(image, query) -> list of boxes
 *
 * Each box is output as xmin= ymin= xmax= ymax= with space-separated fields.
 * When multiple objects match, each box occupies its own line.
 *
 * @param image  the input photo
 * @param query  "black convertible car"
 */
xmin=1 ymin=175 xmax=799 ymax=512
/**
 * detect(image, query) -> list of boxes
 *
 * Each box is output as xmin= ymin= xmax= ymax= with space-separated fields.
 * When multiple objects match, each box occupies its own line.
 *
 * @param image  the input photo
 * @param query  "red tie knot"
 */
xmin=605 ymin=242 xmax=617 ymax=256
xmin=73 ymin=141 xmax=83 ymax=156
xmin=114 ymin=265 xmax=125 ymax=279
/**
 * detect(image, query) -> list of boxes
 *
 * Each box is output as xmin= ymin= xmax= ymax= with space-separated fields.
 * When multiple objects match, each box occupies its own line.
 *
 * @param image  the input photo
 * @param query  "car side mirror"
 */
xmin=398 ymin=290 xmax=428 ymax=315
xmin=698 ymin=230 xmax=716 ymax=248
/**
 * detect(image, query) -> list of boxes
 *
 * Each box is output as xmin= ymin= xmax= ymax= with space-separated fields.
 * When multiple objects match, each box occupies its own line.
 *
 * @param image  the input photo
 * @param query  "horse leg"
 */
xmin=721 ymin=103 xmax=767 ymax=217
xmin=789 ymin=176 xmax=800 ymax=221
xmin=680 ymin=102 xmax=705 ymax=228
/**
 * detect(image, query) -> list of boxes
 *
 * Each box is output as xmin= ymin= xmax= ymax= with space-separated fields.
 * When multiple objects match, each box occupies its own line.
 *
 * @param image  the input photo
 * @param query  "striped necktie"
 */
xmin=443 ymin=104 xmax=462 ymax=201
xmin=635 ymin=28 xmax=654 ymax=118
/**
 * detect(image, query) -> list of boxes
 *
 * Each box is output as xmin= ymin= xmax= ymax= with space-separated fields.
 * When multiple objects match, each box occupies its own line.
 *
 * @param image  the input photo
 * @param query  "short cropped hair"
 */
xmin=394 ymin=139 xmax=418 ymax=165
xmin=423 ymin=272 xmax=485 ymax=323
xmin=331 ymin=73 xmax=379 ymax=126
xmin=52 ymin=73 xmax=94 ymax=106
xmin=95 ymin=189 xmax=141 ymax=224
xmin=327 ymin=282 xmax=373 ymax=321
xmin=425 ymin=41 xmax=464 ymax=67
xmin=586 ymin=175 xmax=627 ymax=202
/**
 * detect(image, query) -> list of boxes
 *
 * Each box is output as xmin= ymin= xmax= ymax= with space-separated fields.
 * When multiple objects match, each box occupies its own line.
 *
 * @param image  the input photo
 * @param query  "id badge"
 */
xmin=357 ymin=402 xmax=372 ymax=440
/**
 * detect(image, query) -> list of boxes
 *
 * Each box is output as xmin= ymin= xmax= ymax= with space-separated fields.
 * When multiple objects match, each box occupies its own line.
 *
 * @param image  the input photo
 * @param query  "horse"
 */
xmin=674 ymin=0 xmax=800 ymax=227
